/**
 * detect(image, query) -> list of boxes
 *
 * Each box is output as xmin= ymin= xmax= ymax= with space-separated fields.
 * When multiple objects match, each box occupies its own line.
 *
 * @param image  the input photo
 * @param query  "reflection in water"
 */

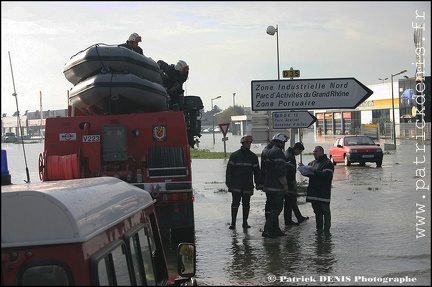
xmin=279 ymin=231 xmax=303 ymax=274
xmin=261 ymin=235 xmax=286 ymax=276
xmin=227 ymin=231 xmax=257 ymax=281
xmin=313 ymin=231 xmax=335 ymax=274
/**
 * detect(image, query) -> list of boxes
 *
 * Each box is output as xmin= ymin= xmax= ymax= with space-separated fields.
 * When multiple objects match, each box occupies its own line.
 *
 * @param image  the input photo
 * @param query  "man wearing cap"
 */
xmin=226 ymin=135 xmax=261 ymax=230
xmin=262 ymin=133 xmax=289 ymax=238
xmin=119 ymin=32 xmax=143 ymax=55
xmin=260 ymin=138 xmax=274 ymax=220
xmin=157 ymin=59 xmax=189 ymax=110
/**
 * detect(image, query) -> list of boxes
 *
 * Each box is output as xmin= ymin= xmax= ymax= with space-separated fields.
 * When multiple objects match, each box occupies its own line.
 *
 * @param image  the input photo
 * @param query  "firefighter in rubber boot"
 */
xmin=225 ymin=135 xmax=261 ymax=229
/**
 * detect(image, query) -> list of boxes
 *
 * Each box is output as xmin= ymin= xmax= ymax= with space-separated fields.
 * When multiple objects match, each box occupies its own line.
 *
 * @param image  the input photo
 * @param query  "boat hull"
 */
xmin=69 ymin=72 xmax=169 ymax=115
xmin=63 ymin=44 xmax=163 ymax=85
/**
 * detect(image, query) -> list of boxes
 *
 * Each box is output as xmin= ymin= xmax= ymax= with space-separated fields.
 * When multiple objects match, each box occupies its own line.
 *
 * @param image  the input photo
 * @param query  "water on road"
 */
xmin=2 ymin=131 xmax=431 ymax=285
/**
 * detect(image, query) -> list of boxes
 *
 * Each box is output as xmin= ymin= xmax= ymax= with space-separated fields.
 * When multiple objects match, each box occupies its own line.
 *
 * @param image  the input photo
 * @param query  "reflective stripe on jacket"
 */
xmin=306 ymin=154 xmax=334 ymax=203
xmin=263 ymin=142 xmax=286 ymax=194
xmin=226 ymin=146 xmax=261 ymax=195
xmin=260 ymin=143 xmax=272 ymax=184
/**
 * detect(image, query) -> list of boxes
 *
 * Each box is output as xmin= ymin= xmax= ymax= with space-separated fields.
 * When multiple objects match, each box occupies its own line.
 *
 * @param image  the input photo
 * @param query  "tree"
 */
xmin=213 ymin=106 xmax=246 ymax=125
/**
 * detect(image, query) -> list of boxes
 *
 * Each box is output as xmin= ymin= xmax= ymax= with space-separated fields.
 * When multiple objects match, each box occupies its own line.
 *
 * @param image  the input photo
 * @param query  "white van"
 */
xmin=1 ymin=177 xmax=196 ymax=286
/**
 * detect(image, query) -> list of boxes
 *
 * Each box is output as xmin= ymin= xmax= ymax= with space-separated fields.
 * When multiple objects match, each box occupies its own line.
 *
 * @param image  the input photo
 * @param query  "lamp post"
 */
xmin=390 ymin=69 xmax=407 ymax=148
xmin=266 ymin=25 xmax=280 ymax=141
xmin=377 ymin=77 xmax=388 ymax=143
xmin=232 ymin=93 xmax=236 ymax=116
xmin=211 ymin=96 xmax=221 ymax=144
xmin=266 ymin=25 xmax=280 ymax=80
xmin=232 ymin=93 xmax=236 ymax=135
xmin=378 ymin=77 xmax=388 ymax=84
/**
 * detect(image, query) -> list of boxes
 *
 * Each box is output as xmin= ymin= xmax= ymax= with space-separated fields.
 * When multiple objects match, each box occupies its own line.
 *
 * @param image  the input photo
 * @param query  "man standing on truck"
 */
xmin=119 ymin=32 xmax=143 ymax=55
xmin=157 ymin=60 xmax=189 ymax=111
xmin=226 ymin=135 xmax=261 ymax=229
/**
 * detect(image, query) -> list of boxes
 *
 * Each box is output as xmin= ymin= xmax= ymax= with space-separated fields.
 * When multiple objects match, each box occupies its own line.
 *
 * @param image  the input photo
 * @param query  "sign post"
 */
xmin=219 ymin=123 xmax=230 ymax=157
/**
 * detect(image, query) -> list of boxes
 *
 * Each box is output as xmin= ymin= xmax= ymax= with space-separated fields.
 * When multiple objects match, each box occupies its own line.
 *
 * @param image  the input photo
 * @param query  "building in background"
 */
xmin=2 ymin=109 xmax=67 ymax=138
xmin=2 ymin=77 xmax=430 ymax=140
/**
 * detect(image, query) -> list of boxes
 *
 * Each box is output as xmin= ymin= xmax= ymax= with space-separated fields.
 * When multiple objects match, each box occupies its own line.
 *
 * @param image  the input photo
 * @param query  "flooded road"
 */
xmin=187 ymin=132 xmax=431 ymax=286
xmin=2 ymin=131 xmax=431 ymax=285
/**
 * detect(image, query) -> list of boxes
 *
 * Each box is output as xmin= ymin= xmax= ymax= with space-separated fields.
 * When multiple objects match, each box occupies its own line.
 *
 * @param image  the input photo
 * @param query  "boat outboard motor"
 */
xmin=183 ymin=96 xmax=204 ymax=148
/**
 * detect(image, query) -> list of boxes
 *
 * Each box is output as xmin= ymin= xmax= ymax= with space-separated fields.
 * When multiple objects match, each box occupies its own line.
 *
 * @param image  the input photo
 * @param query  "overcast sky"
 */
xmin=1 ymin=1 xmax=430 ymax=116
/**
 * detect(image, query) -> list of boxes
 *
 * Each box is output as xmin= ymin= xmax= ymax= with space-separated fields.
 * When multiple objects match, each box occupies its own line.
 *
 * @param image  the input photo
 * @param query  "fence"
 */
xmin=382 ymin=122 xmax=431 ymax=141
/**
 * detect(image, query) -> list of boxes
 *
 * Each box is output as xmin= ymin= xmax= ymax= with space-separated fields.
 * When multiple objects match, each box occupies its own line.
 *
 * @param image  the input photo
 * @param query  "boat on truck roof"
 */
xmin=68 ymin=72 xmax=170 ymax=115
xmin=63 ymin=43 xmax=164 ymax=86
xmin=1 ymin=176 xmax=197 ymax=286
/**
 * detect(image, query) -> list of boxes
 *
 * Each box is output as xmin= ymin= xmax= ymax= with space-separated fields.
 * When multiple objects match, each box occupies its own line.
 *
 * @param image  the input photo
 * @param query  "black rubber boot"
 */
xmin=229 ymin=206 xmax=239 ymax=229
xmin=242 ymin=207 xmax=251 ymax=228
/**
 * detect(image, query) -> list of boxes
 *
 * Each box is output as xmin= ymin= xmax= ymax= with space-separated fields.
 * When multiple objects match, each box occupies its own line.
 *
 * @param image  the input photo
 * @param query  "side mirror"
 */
xmin=177 ymin=243 xmax=196 ymax=278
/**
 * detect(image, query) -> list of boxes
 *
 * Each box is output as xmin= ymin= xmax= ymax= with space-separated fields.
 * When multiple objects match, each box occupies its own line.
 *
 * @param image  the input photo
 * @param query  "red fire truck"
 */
xmin=38 ymin=96 xmax=203 ymax=244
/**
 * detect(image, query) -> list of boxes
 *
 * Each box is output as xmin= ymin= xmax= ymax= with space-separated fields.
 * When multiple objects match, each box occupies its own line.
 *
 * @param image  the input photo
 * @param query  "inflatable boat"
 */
xmin=69 ymin=72 xmax=169 ymax=115
xmin=63 ymin=44 xmax=163 ymax=85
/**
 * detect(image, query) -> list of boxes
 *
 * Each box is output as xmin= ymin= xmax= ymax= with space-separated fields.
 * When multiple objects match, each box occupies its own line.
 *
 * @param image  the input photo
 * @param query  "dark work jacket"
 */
xmin=285 ymin=147 xmax=297 ymax=181
xmin=284 ymin=147 xmax=297 ymax=193
xmin=157 ymin=60 xmax=188 ymax=97
xmin=226 ymin=146 xmax=261 ymax=195
xmin=118 ymin=41 xmax=143 ymax=55
xmin=305 ymin=154 xmax=334 ymax=203
xmin=260 ymin=143 xmax=273 ymax=185
xmin=263 ymin=142 xmax=287 ymax=195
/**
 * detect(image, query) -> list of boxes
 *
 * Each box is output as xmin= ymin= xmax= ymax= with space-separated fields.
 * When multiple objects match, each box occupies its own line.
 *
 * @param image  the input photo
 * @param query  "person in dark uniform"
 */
xmin=118 ymin=32 xmax=143 ymax=55
xmin=262 ymin=133 xmax=289 ymax=238
xmin=157 ymin=60 xmax=189 ymax=111
xmin=260 ymin=139 xmax=273 ymax=220
xmin=226 ymin=135 xmax=261 ymax=229
xmin=284 ymin=142 xmax=309 ymax=225
xmin=302 ymin=146 xmax=334 ymax=233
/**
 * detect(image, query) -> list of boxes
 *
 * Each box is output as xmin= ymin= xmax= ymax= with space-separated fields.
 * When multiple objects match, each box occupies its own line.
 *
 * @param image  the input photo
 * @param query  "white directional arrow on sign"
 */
xmin=251 ymin=78 xmax=373 ymax=111
xmin=272 ymin=111 xmax=317 ymax=129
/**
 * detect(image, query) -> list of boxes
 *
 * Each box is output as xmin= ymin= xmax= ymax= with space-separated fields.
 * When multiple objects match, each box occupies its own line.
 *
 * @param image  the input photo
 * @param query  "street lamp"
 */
xmin=390 ymin=69 xmax=407 ymax=148
xmin=211 ymin=96 xmax=221 ymax=144
xmin=266 ymin=25 xmax=280 ymax=141
xmin=266 ymin=25 xmax=280 ymax=80
xmin=232 ymin=93 xmax=236 ymax=116
xmin=232 ymin=93 xmax=236 ymax=135
xmin=378 ymin=77 xmax=388 ymax=84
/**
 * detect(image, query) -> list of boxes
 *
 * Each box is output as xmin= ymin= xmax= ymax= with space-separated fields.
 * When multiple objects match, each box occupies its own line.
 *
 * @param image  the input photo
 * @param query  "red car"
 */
xmin=329 ymin=135 xmax=383 ymax=167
